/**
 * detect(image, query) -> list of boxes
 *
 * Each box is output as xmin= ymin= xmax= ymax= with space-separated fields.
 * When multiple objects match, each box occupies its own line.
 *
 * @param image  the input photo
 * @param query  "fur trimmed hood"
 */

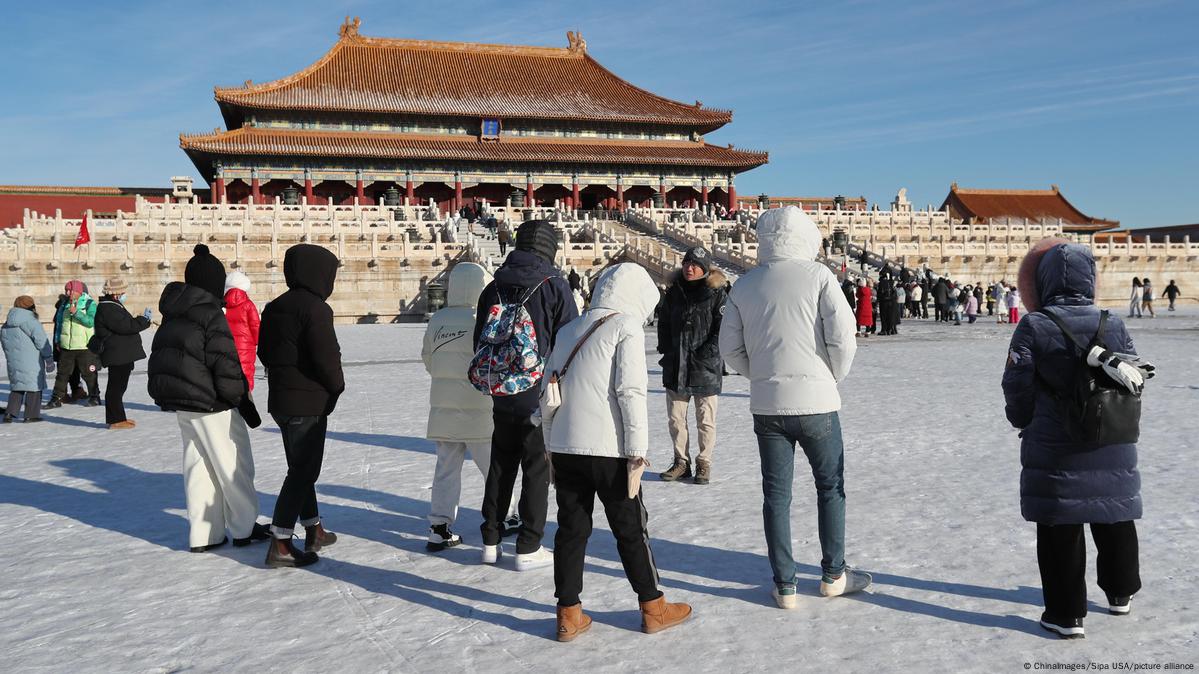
xmin=668 ymin=267 xmax=727 ymax=289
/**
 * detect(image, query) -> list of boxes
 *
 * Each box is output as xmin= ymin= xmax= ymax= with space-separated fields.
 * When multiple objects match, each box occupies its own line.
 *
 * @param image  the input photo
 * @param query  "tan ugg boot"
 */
xmin=639 ymin=595 xmax=692 ymax=634
xmin=555 ymin=603 xmax=592 ymax=642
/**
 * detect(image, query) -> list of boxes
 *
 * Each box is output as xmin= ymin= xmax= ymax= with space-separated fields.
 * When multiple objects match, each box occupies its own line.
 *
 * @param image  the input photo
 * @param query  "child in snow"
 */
xmin=1006 ymin=287 xmax=1020 ymax=324
xmin=965 ymin=288 xmax=979 ymax=324
xmin=1 ymin=296 xmax=54 ymax=423
xmin=93 ymin=277 xmax=152 ymax=429
xmin=542 ymin=263 xmax=692 ymax=641
xmin=223 ymin=271 xmax=261 ymax=391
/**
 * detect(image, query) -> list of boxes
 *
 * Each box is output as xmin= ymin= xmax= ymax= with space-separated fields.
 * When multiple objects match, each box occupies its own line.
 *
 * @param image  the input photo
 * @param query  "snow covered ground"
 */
xmin=2 ymin=308 xmax=1197 ymax=672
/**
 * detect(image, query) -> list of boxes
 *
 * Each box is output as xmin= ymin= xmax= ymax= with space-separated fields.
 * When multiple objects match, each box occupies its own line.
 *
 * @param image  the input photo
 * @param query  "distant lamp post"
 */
xmin=282 ymin=185 xmax=300 ymax=205
xmin=834 ymin=195 xmax=846 ymax=210
xmin=758 ymin=193 xmax=770 ymax=209
xmin=384 ymin=186 xmax=401 ymax=206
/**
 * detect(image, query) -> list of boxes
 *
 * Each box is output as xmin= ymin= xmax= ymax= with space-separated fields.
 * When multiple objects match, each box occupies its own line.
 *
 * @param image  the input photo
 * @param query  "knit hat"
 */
xmin=64 ymin=279 xmax=85 ymax=295
xmin=515 ymin=220 xmax=559 ymax=264
xmin=13 ymin=295 xmax=35 ymax=310
xmin=682 ymin=246 xmax=712 ymax=275
xmin=184 ymin=244 xmax=227 ymax=299
xmin=103 ymin=277 xmax=128 ymax=296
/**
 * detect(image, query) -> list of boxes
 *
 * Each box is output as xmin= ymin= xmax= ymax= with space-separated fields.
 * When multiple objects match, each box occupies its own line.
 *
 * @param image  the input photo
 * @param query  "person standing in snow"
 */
xmin=2 ymin=296 xmax=53 ymax=423
xmin=657 ymin=246 xmax=727 ymax=485
xmin=1002 ymin=239 xmax=1144 ymax=639
xmin=422 ymin=262 xmax=515 ymax=551
xmin=92 ymin=277 xmax=151 ymax=429
xmin=543 ymin=263 xmax=693 ymax=641
xmin=1163 ymin=280 xmax=1181 ymax=311
xmin=932 ymin=277 xmax=949 ymax=323
xmin=841 ymin=279 xmax=856 ymax=313
xmin=1007 ymin=286 xmax=1021 ymax=324
xmin=854 ymin=278 xmax=872 ymax=337
xmin=964 ymin=287 xmax=979 ymax=324
xmin=1141 ymin=278 xmax=1155 ymax=318
xmin=1127 ymin=277 xmax=1142 ymax=318
xmin=258 ymin=244 xmax=345 ymax=568
xmin=47 ymin=279 xmax=100 ymax=408
xmin=719 ymin=206 xmax=871 ymax=610
xmin=473 ymin=220 xmax=579 ymax=571
xmin=148 ymin=245 xmax=271 ymax=554
xmin=223 ymin=271 xmax=260 ymax=392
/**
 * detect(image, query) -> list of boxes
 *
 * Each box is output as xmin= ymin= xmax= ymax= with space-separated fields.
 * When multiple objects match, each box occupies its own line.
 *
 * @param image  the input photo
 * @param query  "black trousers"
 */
xmin=271 ymin=414 xmax=327 ymax=532
xmin=1037 ymin=521 xmax=1141 ymax=619
xmin=480 ymin=415 xmax=549 ymax=552
xmin=499 ymin=240 xmax=508 ymax=255
xmin=921 ymin=299 xmax=929 ymax=319
xmin=104 ymin=364 xmax=133 ymax=424
xmin=52 ymin=349 xmax=98 ymax=399
xmin=4 ymin=391 xmax=42 ymax=420
xmin=552 ymin=453 xmax=662 ymax=607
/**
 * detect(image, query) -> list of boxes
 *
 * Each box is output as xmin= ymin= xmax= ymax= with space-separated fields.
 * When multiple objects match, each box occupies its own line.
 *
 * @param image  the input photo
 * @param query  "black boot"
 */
xmin=44 ymin=396 xmax=64 ymax=410
xmin=233 ymin=522 xmax=272 ymax=547
xmin=189 ymin=536 xmax=229 ymax=553
xmin=266 ymin=538 xmax=318 ymax=568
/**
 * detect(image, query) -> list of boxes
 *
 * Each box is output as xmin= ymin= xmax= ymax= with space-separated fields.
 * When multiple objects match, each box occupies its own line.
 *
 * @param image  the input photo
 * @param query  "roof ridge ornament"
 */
xmin=340 ymin=16 xmax=362 ymax=39
xmin=566 ymin=31 xmax=586 ymax=54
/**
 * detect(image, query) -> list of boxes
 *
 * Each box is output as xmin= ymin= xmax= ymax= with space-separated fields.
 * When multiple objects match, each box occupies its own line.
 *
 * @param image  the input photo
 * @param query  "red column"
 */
xmin=616 ymin=182 xmax=624 ymax=209
xmin=213 ymin=179 xmax=225 ymax=204
xmin=701 ymin=184 xmax=709 ymax=205
xmin=454 ymin=178 xmax=463 ymax=211
xmin=660 ymin=181 xmax=667 ymax=207
xmin=304 ymin=178 xmax=314 ymax=203
xmin=525 ymin=180 xmax=534 ymax=207
xmin=356 ymin=179 xmax=365 ymax=202
xmin=405 ymin=179 xmax=415 ymax=204
xmin=728 ymin=182 xmax=737 ymax=210
xmin=572 ymin=180 xmax=580 ymax=210
xmin=250 ymin=176 xmax=261 ymax=204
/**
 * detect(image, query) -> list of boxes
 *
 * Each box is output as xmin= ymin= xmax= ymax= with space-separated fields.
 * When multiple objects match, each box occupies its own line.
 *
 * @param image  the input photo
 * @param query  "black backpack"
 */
xmin=1037 ymin=309 xmax=1141 ymax=445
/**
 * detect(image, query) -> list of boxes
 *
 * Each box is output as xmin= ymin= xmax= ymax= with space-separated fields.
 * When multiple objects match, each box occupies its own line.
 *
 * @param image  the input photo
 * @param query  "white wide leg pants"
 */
xmin=178 ymin=409 xmax=259 ymax=547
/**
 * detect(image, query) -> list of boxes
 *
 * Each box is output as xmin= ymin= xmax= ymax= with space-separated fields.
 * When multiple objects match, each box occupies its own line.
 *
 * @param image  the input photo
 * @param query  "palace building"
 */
xmin=941 ymin=183 xmax=1119 ymax=236
xmin=179 ymin=17 xmax=768 ymax=212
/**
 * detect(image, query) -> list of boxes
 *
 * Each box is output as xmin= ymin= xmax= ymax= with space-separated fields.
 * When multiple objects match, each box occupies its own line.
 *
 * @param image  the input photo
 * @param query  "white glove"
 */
xmin=1087 ymin=346 xmax=1144 ymax=394
xmin=1111 ymin=351 xmax=1156 ymax=381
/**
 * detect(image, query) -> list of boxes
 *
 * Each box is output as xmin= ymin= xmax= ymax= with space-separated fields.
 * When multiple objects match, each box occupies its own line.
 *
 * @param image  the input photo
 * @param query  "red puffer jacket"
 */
xmin=855 ymin=286 xmax=874 ymax=327
xmin=223 ymin=288 xmax=260 ymax=390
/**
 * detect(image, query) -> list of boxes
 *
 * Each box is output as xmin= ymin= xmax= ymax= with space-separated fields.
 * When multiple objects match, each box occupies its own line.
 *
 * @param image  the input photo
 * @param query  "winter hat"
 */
xmin=682 ymin=246 xmax=712 ymax=276
xmin=103 ymin=277 xmax=128 ymax=296
xmin=13 ymin=295 xmax=35 ymax=310
xmin=515 ymin=219 xmax=559 ymax=264
xmin=224 ymin=270 xmax=252 ymax=295
xmin=184 ymin=244 xmax=227 ymax=299
xmin=64 ymin=279 xmax=85 ymax=295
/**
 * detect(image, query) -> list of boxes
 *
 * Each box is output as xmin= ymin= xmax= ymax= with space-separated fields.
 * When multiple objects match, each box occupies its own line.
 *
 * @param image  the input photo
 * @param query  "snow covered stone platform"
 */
xmin=2 ymin=310 xmax=1196 ymax=671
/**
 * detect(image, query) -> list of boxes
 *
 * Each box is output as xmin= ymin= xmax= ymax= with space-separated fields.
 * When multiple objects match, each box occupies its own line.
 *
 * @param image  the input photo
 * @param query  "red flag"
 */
xmin=74 ymin=213 xmax=90 ymax=248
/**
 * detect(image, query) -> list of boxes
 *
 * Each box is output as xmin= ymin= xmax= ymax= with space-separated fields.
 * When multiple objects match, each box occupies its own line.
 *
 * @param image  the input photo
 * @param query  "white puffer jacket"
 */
xmin=541 ymin=263 xmax=658 ymax=459
xmin=719 ymin=206 xmax=858 ymax=415
xmin=422 ymin=263 xmax=494 ymax=442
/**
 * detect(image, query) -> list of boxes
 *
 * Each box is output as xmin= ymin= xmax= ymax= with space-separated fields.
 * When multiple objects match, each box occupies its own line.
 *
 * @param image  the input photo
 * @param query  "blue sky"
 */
xmin=1 ymin=0 xmax=1196 ymax=227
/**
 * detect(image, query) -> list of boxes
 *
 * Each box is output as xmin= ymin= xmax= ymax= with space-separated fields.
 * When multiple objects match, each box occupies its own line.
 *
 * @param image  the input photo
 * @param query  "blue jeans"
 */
xmin=753 ymin=412 xmax=846 ymax=584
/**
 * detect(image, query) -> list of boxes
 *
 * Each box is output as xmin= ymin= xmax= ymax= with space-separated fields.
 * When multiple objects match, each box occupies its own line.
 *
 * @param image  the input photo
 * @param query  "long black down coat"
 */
xmin=258 ymin=244 xmax=345 ymax=417
xmin=94 ymin=298 xmax=150 ymax=367
xmin=1002 ymin=243 xmax=1141 ymax=525
xmin=147 ymin=283 xmax=246 ymax=413
xmin=656 ymin=269 xmax=727 ymax=396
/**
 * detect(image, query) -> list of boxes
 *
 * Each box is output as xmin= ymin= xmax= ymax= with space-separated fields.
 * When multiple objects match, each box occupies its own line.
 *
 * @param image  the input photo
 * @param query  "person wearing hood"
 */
xmin=719 ymin=206 xmax=871 ymax=609
xmin=258 ymin=243 xmax=345 ymax=568
xmin=48 ymin=279 xmax=100 ymax=408
xmin=2 ymin=296 xmax=54 ymax=423
xmin=223 ymin=271 xmax=261 ymax=392
xmin=93 ymin=277 xmax=152 ymax=428
xmin=543 ymin=263 xmax=693 ymax=641
xmin=657 ymin=246 xmax=727 ymax=484
xmin=1002 ymin=239 xmax=1143 ymax=639
xmin=841 ymin=278 xmax=857 ymax=312
xmin=148 ymin=245 xmax=270 ymax=554
xmin=473 ymin=219 xmax=579 ymax=570
xmin=876 ymin=270 xmax=898 ymax=336
xmin=422 ymin=262 xmax=516 ymax=550
xmin=854 ymin=279 xmax=873 ymax=337
xmin=932 ymin=277 xmax=950 ymax=323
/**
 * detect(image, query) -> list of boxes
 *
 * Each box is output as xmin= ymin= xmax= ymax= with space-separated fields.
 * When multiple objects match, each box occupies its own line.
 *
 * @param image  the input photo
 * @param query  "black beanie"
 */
xmin=184 ymin=244 xmax=227 ymax=299
xmin=515 ymin=220 xmax=559 ymax=264
xmin=682 ymin=246 xmax=712 ymax=275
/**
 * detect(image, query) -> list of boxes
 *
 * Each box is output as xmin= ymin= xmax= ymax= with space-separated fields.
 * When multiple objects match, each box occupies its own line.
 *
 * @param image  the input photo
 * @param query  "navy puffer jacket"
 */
xmin=1002 ymin=243 xmax=1141 ymax=525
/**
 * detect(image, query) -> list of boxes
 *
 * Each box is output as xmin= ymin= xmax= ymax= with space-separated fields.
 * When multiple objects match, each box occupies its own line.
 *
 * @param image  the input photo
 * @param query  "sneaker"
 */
xmin=481 ymin=544 xmax=502 ymax=564
xmin=189 ymin=536 xmax=228 ymax=553
xmin=659 ymin=458 xmax=691 ymax=482
xmin=1040 ymin=612 xmax=1085 ymax=639
xmin=1107 ymin=595 xmax=1132 ymax=616
xmin=693 ymin=460 xmax=711 ymax=485
xmin=772 ymin=582 xmax=798 ymax=610
xmin=515 ymin=546 xmax=553 ymax=571
xmin=232 ymin=522 xmax=272 ymax=547
xmin=266 ymin=537 xmax=318 ymax=568
xmin=426 ymin=524 xmax=462 ymax=551
xmin=819 ymin=567 xmax=873 ymax=597
xmin=501 ymin=515 xmax=521 ymax=538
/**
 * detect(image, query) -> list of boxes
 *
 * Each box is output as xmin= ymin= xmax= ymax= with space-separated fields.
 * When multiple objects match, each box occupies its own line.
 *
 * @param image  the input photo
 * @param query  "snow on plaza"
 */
xmin=1 ymin=311 xmax=1196 ymax=672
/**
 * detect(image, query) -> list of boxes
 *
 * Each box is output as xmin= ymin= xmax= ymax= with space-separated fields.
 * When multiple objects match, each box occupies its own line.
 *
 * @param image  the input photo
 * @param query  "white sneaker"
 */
xmin=772 ymin=583 xmax=798 ymax=610
xmin=481 ymin=544 xmax=501 ymax=565
xmin=819 ymin=567 xmax=872 ymax=597
xmin=514 ymin=546 xmax=553 ymax=571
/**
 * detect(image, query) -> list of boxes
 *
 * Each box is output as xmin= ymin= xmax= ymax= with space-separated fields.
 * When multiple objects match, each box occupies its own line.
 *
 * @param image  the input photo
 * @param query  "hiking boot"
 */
xmin=693 ymin=460 xmax=711 ymax=485
xmin=501 ymin=515 xmax=521 ymax=538
xmin=189 ymin=536 xmax=228 ymax=553
xmin=266 ymin=538 xmax=318 ymax=568
xmin=515 ymin=546 xmax=553 ymax=572
xmin=232 ymin=523 xmax=272 ymax=547
xmin=772 ymin=582 xmax=798 ymax=610
xmin=1107 ymin=594 xmax=1132 ymax=615
xmin=556 ymin=603 xmax=592 ymax=642
xmin=1040 ymin=612 xmax=1085 ymax=639
xmin=44 ymin=396 xmax=64 ymax=410
xmin=426 ymin=524 xmax=462 ymax=551
xmin=639 ymin=595 xmax=692 ymax=634
xmin=108 ymin=420 xmax=135 ymax=430
xmin=304 ymin=522 xmax=337 ymax=552
xmin=819 ymin=567 xmax=873 ymax=597
xmin=659 ymin=458 xmax=691 ymax=482
xmin=481 ymin=544 xmax=501 ymax=564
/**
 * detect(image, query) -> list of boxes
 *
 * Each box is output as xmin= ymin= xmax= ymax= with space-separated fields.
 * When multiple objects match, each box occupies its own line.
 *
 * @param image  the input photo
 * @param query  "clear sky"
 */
xmin=1 ymin=0 xmax=1195 ymax=227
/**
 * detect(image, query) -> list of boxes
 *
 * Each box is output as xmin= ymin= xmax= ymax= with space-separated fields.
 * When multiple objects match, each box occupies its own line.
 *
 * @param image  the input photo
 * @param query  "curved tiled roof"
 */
xmin=214 ymin=22 xmax=732 ymax=130
xmin=180 ymin=127 xmax=768 ymax=170
xmin=942 ymin=184 xmax=1118 ymax=232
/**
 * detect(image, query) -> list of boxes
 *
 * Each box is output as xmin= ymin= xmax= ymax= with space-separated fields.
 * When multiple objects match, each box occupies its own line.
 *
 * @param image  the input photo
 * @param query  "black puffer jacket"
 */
xmin=147 ymin=283 xmax=246 ymax=413
xmin=657 ymin=269 xmax=727 ymax=396
xmin=258 ymin=244 xmax=345 ymax=417
xmin=93 ymin=297 xmax=151 ymax=367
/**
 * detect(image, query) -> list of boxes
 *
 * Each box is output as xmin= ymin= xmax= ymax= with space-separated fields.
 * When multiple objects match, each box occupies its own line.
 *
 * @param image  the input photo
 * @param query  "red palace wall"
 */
xmin=0 ymin=189 xmax=187 ymax=229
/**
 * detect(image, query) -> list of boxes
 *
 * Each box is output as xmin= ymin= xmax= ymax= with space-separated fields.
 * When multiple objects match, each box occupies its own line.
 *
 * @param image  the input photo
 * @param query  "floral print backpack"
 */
xmin=468 ymin=278 xmax=549 ymax=396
